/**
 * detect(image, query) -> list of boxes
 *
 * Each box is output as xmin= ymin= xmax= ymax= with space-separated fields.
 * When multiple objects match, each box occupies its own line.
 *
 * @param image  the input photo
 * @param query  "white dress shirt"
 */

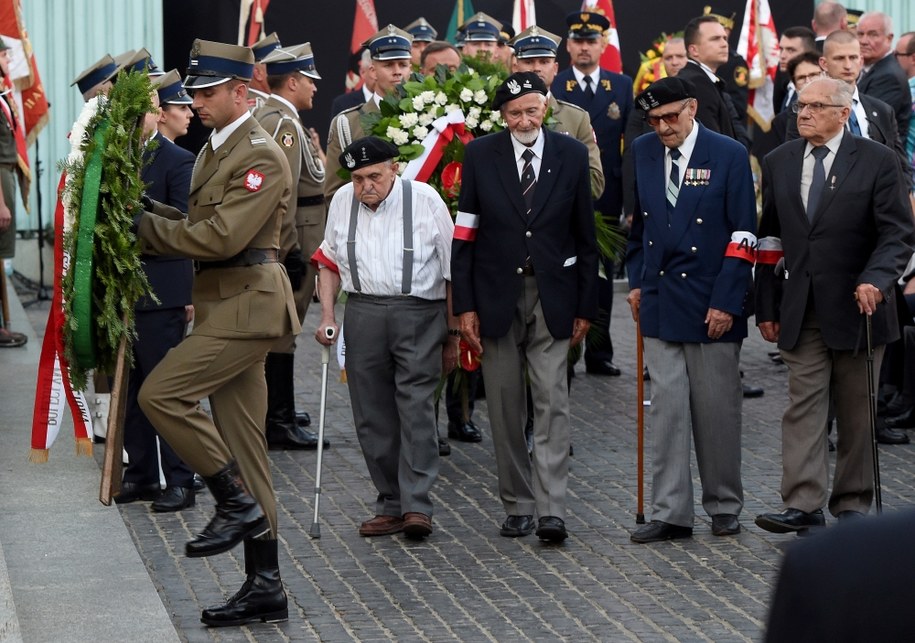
xmin=801 ymin=129 xmax=843 ymax=211
xmin=510 ymin=129 xmax=545 ymax=180
xmin=665 ymin=119 xmax=699 ymax=189
xmin=572 ymin=66 xmax=599 ymax=93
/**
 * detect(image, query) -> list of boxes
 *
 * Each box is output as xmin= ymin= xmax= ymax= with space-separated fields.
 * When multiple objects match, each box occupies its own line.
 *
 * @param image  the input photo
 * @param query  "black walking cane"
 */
xmin=865 ymin=314 xmax=883 ymax=513
xmin=309 ymin=326 xmax=335 ymax=538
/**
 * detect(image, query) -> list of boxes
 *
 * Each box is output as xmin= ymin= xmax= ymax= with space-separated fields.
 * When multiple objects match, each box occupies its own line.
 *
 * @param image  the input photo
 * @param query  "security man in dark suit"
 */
xmin=255 ymin=43 xmax=329 ymax=451
xmin=857 ymin=11 xmax=911 ymax=139
xmin=551 ymin=10 xmax=632 ymax=376
xmin=113 ymin=73 xmax=197 ymax=512
xmin=136 ymin=39 xmax=297 ymax=626
xmin=702 ymin=6 xmax=750 ymax=123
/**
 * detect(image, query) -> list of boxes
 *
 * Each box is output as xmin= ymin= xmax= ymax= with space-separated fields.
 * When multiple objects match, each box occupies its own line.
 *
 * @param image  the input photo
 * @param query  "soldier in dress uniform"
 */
xmin=154 ymin=69 xmax=194 ymax=142
xmin=70 ymin=54 xmax=117 ymax=101
xmin=551 ymin=10 xmax=634 ymax=377
xmin=459 ymin=12 xmax=502 ymax=62
xmin=255 ymin=43 xmax=329 ymax=451
xmin=248 ymin=32 xmax=282 ymax=112
xmin=324 ymin=25 xmax=413 ymax=202
xmin=404 ymin=17 xmax=437 ymax=68
xmin=136 ymin=39 xmax=297 ymax=627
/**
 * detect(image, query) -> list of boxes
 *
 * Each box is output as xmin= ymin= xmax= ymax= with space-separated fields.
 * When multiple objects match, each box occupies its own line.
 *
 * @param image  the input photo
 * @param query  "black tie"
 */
xmin=807 ymin=146 xmax=829 ymax=221
xmin=583 ymin=75 xmax=595 ymax=100
xmin=521 ymin=148 xmax=536 ymax=215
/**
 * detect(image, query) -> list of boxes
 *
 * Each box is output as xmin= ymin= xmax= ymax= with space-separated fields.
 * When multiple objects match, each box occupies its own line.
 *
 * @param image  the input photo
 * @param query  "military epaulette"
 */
xmin=555 ymin=98 xmax=586 ymax=113
xmin=250 ymin=136 xmax=268 ymax=146
xmin=338 ymin=103 xmax=363 ymax=116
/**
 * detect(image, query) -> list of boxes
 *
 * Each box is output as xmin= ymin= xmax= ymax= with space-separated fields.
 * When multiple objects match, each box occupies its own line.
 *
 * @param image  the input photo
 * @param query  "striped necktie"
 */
xmin=667 ymin=147 xmax=682 ymax=214
xmin=521 ymin=148 xmax=536 ymax=216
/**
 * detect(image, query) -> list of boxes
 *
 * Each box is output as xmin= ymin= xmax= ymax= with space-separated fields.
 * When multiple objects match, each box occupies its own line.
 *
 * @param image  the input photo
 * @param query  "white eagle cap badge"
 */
xmin=344 ymin=152 xmax=356 ymax=169
xmin=507 ymin=78 xmax=521 ymax=95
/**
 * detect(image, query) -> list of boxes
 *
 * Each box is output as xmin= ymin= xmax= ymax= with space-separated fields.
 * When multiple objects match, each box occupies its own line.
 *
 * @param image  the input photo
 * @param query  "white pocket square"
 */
xmin=563 ymin=256 xmax=577 ymax=267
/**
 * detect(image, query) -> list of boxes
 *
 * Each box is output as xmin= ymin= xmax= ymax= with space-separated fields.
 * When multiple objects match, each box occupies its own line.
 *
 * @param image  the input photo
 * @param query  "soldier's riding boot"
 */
xmin=265 ymin=352 xmax=324 ymax=450
xmin=200 ymin=537 xmax=288 ymax=627
xmin=185 ymin=461 xmax=269 ymax=558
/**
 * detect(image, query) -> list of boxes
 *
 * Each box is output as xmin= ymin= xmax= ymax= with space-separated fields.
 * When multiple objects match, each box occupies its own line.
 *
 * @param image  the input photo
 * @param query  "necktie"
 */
xmin=583 ymin=75 xmax=595 ymax=100
xmin=667 ymin=147 xmax=682 ymax=215
xmin=782 ymin=88 xmax=796 ymax=114
xmin=521 ymin=148 xmax=536 ymax=216
xmin=807 ymin=146 xmax=829 ymax=221
xmin=848 ymin=103 xmax=862 ymax=136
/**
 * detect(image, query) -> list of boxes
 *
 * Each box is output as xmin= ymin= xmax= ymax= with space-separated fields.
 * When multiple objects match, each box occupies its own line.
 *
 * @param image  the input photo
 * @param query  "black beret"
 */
xmin=635 ymin=77 xmax=697 ymax=111
xmin=340 ymin=136 xmax=400 ymax=171
xmin=492 ymin=72 xmax=547 ymax=111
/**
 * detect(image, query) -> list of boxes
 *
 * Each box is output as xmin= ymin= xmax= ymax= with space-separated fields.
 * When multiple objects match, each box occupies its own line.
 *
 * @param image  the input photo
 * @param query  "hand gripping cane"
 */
xmin=865 ymin=314 xmax=883 ymax=514
xmin=309 ymin=326 xmax=335 ymax=538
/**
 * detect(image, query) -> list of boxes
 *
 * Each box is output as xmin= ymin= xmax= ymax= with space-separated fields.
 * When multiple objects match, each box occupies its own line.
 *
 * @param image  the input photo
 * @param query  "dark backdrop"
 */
xmin=163 ymin=0 xmax=813 ymax=154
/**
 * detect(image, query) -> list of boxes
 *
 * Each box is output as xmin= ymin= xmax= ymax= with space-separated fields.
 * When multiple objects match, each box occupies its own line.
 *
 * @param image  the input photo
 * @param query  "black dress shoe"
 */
xmin=876 ymin=424 xmax=910 ymax=445
xmin=438 ymin=438 xmax=451 ymax=457
xmin=754 ymin=508 xmax=825 ymax=534
xmin=500 ymin=514 xmax=535 ymax=537
xmin=630 ymin=520 xmax=693 ymax=543
xmin=536 ymin=516 xmax=568 ymax=543
xmin=295 ymin=411 xmax=311 ymax=427
xmin=113 ymin=481 xmax=161 ymax=504
xmin=585 ymin=359 xmax=621 ymax=376
xmin=711 ymin=514 xmax=741 ymax=536
xmin=447 ymin=420 xmax=482 ymax=443
xmin=193 ymin=474 xmax=206 ymax=492
xmin=837 ymin=510 xmax=865 ymax=522
xmin=267 ymin=422 xmax=330 ymax=450
xmin=741 ymin=382 xmax=764 ymax=398
xmin=152 ymin=486 xmax=196 ymax=512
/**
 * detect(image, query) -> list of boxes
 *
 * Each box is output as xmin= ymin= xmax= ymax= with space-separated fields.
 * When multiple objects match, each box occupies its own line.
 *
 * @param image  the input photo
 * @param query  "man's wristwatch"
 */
xmin=448 ymin=328 xmax=461 ymax=337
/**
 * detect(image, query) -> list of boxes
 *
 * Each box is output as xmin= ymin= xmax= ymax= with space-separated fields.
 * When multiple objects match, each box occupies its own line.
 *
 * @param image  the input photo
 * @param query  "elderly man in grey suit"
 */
xmin=755 ymin=77 xmax=914 ymax=534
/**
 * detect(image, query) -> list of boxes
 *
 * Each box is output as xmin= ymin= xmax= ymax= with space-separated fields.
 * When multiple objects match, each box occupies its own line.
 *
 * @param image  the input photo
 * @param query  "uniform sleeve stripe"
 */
xmin=310 ymin=247 xmax=339 ymax=273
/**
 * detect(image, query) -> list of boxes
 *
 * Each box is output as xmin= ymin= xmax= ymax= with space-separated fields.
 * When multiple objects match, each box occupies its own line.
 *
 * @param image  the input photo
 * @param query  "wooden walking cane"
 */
xmin=636 ymin=323 xmax=646 ymax=524
xmin=99 ymin=313 xmax=129 ymax=506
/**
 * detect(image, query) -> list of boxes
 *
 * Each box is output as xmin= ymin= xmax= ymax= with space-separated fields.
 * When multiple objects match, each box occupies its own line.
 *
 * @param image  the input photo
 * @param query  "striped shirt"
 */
xmin=315 ymin=178 xmax=454 ymax=300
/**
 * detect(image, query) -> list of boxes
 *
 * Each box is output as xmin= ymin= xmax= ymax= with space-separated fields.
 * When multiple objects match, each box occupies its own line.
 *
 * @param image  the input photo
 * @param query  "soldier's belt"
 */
xmin=196 ymin=248 xmax=279 ymax=272
xmin=297 ymin=194 xmax=325 ymax=207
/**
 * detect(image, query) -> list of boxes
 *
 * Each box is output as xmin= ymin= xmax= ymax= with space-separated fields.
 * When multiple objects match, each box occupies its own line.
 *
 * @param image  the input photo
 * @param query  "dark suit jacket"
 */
xmin=551 ymin=67 xmax=633 ymax=218
xmin=755 ymin=130 xmax=914 ymax=351
xmin=329 ymin=90 xmax=365 ymax=121
xmin=718 ymin=49 xmax=749 ymax=122
xmin=138 ymin=133 xmax=194 ymax=311
xmin=858 ymin=53 xmax=911 ymax=137
xmin=451 ymin=128 xmax=599 ymax=339
xmin=765 ymin=509 xmax=915 ymax=643
xmin=677 ymin=61 xmax=736 ymax=140
xmin=786 ymin=92 xmax=913 ymax=190
xmin=626 ymin=123 xmax=756 ymax=343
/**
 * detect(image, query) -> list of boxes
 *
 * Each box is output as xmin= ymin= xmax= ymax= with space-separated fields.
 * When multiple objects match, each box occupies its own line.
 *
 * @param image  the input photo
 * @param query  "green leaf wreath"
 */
xmin=60 ymin=70 xmax=157 ymax=390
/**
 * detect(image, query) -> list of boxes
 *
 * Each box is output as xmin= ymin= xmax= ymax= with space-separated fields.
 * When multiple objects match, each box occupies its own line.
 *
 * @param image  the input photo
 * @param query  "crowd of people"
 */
xmin=53 ymin=2 xmax=915 ymax=631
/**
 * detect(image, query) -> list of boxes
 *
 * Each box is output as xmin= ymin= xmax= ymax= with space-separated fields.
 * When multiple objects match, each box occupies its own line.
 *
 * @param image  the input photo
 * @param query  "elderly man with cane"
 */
xmin=312 ymin=136 xmax=458 ymax=540
xmin=755 ymin=77 xmax=914 ymax=534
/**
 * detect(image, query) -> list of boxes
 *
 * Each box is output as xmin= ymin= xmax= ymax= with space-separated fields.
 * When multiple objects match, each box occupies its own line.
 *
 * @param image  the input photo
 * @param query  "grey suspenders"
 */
xmin=346 ymin=178 xmax=414 ymax=295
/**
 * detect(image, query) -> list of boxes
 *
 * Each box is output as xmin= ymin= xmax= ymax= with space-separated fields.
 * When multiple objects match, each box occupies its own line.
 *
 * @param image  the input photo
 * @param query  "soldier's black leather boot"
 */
xmin=185 ymin=461 xmax=268 ymax=557
xmin=201 ymin=537 xmax=288 ymax=627
xmin=265 ymin=352 xmax=327 ymax=450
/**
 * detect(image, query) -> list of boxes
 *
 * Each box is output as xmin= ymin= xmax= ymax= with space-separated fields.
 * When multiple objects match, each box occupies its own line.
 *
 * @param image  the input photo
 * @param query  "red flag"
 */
xmin=581 ymin=0 xmax=622 ymax=73
xmin=512 ymin=0 xmax=537 ymax=34
xmin=346 ymin=0 xmax=378 ymax=92
xmin=247 ymin=0 xmax=270 ymax=46
xmin=737 ymin=0 xmax=780 ymax=130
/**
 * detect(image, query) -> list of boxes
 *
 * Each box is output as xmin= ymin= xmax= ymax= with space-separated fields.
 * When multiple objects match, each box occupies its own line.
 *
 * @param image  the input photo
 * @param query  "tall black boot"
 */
xmin=201 ymin=537 xmax=288 ymax=627
xmin=186 ymin=461 xmax=269 ymax=558
xmin=265 ymin=352 xmax=327 ymax=450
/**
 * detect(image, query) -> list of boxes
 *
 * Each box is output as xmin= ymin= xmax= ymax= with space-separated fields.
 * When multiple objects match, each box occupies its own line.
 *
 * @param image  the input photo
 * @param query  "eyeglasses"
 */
xmin=791 ymin=101 xmax=844 ymax=114
xmin=793 ymin=72 xmax=824 ymax=85
xmin=645 ymin=100 xmax=691 ymax=126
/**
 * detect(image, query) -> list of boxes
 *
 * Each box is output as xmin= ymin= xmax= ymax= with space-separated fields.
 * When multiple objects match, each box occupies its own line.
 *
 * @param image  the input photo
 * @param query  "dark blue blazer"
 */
xmin=452 ymin=128 xmax=599 ymax=339
xmin=551 ymin=67 xmax=632 ymax=218
xmin=627 ymin=123 xmax=756 ymax=344
xmin=138 ymin=133 xmax=194 ymax=311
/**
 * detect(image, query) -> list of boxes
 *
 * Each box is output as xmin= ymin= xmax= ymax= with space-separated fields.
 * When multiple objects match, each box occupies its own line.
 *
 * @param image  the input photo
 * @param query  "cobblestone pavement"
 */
xmin=23 ymin=287 xmax=915 ymax=642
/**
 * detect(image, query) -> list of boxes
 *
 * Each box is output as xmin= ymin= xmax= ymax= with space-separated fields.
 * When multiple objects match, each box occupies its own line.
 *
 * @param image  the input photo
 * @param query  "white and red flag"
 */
xmin=512 ymin=0 xmax=537 ymax=35
xmin=581 ymin=0 xmax=622 ymax=73
xmin=737 ymin=0 xmax=780 ymax=130
xmin=346 ymin=0 xmax=378 ymax=92
xmin=238 ymin=0 xmax=271 ymax=46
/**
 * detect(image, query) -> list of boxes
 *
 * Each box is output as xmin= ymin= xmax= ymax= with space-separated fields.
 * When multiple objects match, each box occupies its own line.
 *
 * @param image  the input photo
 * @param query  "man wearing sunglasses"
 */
xmin=626 ymin=77 xmax=756 ymax=543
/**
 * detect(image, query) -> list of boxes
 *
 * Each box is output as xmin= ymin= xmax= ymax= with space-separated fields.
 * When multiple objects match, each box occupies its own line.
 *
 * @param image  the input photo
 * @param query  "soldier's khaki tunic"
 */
xmin=254 ymin=95 xmax=326 ymax=353
xmin=137 ymin=115 xmax=297 ymax=535
xmin=324 ymin=100 xmax=378 ymax=202
xmin=549 ymin=96 xmax=604 ymax=199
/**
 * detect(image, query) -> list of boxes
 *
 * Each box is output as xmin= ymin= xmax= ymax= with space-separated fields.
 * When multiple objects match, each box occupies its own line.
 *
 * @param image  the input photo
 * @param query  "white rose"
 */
xmin=490 ymin=111 xmax=501 ymax=122
xmin=445 ymin=103 xmax=461 ymax=114
xmin=412 ymin=125 xmax=429 ymax=141
xmin=435 ymin=91 xmax=447 ymax=105
xmin=480 ymin=120 xmax=493 ymax=131
xmin=468 ymin=106 xmax=482 ymax=120
xmin=459 ymin=88 xmax=474 ymax=103
xmin=465 ymin=115 xmax=479 ymax=129
xmin=473 ymin=89 xmax=488 ymax=105
xmin=391 ymin=129 xmax=409 ymax=146
xmin=421 ymin=91 xmax=436 ymax=105
xmin=412 ymin=96 xmax=425 ymax=111
xmin=399 ymin=112 xmax=419 ymax=128
xmin=418 ymin=112 xmax=435 ymax=126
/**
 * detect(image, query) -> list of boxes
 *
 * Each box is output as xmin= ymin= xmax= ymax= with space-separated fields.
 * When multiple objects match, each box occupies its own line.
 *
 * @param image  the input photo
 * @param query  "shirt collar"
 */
xmin=689 ymin=59 xmax=720 ymax=83
xmin=572 ymin=66 xmax=597 ymax=86
xmin=804 ymin=128 xmax=844 ymax=158
xmin=270 ymin=93 xmax=298 ymax=114
xmin=510 ymin=128 xmax=546 ymax=163
xmin=210 ymin=112 xmax=250 ymax=151
xmin=670 ymin=119 xmax=699 ymax=161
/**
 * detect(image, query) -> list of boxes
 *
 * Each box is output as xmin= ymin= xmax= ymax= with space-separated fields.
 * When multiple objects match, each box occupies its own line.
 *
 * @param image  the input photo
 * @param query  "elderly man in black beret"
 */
xmin=312 ymin=136 xmax=458 ymax=540
xmin=451 ymin=72 xmax=598 ymax=543
xmin=626 ymin=76 xmax=756 ymax=544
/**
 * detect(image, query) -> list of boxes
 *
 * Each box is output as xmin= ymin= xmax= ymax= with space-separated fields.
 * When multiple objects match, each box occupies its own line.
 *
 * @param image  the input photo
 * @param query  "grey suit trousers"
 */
xmin=779 ymin=312 xmax=881 ymax=516
xmin=642 ymin=337 xmax=744 ymax=526
xmin=344 ymin=294 xmax=445 ymax=517
xmin=481 ymin=276 xmax=571 ymax=520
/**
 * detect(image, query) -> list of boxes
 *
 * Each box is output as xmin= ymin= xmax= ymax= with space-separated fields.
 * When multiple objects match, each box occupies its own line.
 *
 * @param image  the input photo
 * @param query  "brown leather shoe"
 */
xmin=358 ymin=515 xmax=404 ymax=537
xmin=402 ymin=512 xmax=432 ymax=540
